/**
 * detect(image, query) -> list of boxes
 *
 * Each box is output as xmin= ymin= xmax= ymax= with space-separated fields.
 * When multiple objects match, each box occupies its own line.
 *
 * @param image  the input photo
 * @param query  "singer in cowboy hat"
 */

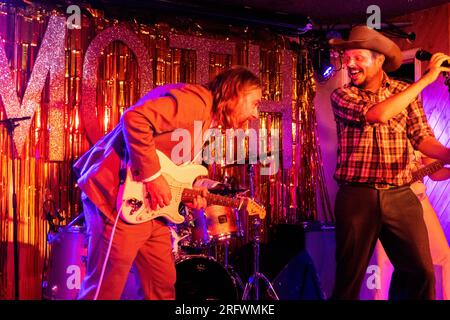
xmin=328 ymin=25 xmax=450 ymax=300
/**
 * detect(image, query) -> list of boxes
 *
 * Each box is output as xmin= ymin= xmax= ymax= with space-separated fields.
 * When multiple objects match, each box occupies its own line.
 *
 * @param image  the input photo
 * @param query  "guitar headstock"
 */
xmin=245 ymin=198 xmax=266 ymax=219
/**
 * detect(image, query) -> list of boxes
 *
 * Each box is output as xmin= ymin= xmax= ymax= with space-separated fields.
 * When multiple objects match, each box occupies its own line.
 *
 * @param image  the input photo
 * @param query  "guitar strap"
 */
xmin=119 ymin=147 xmax=129 ymax=185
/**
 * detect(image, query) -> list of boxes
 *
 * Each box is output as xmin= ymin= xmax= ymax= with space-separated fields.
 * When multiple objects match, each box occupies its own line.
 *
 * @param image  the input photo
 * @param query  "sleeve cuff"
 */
xmin=142 ymin=171 xmax=161 ymax=182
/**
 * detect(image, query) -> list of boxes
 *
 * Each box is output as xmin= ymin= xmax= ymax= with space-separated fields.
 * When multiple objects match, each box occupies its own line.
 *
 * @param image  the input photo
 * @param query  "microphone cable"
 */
xmin=93 ymin=206 xmax=122 ymax=300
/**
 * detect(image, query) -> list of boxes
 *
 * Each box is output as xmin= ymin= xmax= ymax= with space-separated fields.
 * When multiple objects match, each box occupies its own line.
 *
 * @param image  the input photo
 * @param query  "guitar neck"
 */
xmin=182 ymin=189 xmax=242 ymax=208
xmin=411 ymin=160 xmax=444 ymax=182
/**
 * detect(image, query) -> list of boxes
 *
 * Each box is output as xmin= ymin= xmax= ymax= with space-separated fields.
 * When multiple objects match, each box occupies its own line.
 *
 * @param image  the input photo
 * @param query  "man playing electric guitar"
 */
xmin=74 ymin=66 xmax=264 ymax=300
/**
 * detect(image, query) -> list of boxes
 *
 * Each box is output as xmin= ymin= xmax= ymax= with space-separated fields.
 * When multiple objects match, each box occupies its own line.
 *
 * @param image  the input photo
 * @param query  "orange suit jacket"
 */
xmin=74 ymin=84 xmax=213 ymax=221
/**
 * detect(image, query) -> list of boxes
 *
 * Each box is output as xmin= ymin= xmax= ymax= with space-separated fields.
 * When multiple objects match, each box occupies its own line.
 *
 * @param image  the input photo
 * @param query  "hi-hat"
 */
xmin=220 ymin=151 xmax=277 ymax=169
xmin=208 ymin=182 xmax=249 ymax=195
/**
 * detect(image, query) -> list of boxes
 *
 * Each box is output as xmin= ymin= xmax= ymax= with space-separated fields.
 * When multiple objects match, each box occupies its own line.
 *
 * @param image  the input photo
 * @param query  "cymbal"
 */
xmin=234 ymin=187 xmax=249 ymax=193
xmin=220 ymin=151 xmax=276 ymax=169
xmin=208 ymin=183 xmax=249 ymax=195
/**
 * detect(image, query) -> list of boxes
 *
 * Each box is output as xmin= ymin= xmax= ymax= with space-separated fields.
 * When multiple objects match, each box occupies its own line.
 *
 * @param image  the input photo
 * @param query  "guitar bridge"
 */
xmin=126 ymin=198 xmax=143 ymax=215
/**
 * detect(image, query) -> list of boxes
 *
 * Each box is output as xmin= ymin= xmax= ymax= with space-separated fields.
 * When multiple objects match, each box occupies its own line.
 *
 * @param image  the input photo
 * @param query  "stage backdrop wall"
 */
xmin=314 ymin=67 xmax=343 ymax=219
xmin=0 ymin=3 xmax=333 ymax=299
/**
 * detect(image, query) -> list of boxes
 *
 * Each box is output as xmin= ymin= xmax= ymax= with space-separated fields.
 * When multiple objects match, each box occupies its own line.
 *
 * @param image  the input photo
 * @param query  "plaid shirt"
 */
xmin=331 ymin=74 xmax=435 ymax=186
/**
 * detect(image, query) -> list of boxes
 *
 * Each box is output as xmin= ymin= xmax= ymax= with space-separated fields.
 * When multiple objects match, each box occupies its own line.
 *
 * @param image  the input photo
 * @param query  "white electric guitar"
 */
xmin=117 ymin=150 xmax=266 ymax=224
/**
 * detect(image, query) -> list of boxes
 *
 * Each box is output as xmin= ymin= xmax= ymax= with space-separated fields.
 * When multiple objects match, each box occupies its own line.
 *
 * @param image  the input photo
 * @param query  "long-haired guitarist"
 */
xmin=73 ymin=66 xmax=262 ymax=300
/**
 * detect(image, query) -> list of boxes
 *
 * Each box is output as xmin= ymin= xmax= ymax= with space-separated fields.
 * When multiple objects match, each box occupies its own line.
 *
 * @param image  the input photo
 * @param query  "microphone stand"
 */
xmin=0 ymin=116 xmax=30 ymax=300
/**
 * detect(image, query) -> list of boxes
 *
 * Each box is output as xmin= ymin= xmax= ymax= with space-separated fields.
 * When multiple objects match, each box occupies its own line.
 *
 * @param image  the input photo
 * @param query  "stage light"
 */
xmin=321 ymin=64 xmax=334 ymax=80
xmin=313 ymin=48 xmax=335 ymax=82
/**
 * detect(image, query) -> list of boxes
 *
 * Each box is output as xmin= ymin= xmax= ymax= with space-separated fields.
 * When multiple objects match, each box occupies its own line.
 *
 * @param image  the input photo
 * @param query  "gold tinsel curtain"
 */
xmin=0 ymin=3 xmax=331 ymax=299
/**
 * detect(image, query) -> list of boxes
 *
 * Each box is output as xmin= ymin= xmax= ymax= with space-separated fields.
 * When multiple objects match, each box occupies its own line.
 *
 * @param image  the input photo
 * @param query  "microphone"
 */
xmin=406 ymin=32 xmax=416 ymax=42
xmin=415 ymin=49 xmax=450 ymax=67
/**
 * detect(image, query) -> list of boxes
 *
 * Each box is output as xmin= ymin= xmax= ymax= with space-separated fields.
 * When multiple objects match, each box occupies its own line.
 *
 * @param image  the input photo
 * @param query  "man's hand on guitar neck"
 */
xmin=144 ymin=175 xmax=172 ymax=210
xmin=185 ymin=187 xmax=208 ymax=210
xmin=144 ymin=176 xmax=208 ymax=210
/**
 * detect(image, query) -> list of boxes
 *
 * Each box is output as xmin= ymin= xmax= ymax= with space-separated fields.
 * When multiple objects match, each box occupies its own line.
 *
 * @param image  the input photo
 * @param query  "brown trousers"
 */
xmin=332 ymin=184 xmax=435 ymax=300
xmin=77 ymin=194 xmax=176 ymax=300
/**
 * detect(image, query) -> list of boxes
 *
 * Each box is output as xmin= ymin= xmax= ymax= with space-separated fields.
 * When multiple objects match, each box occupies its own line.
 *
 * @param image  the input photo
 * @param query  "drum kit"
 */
xmin=170 ymin=203 xmax=246 ymax=300
xmin=42 ymin=163 xmax=277 ymax=300
xmin=170 ymin=159 xmax=278 ymax=300
xmin=41 ymin=202 xmax=256 ymax=300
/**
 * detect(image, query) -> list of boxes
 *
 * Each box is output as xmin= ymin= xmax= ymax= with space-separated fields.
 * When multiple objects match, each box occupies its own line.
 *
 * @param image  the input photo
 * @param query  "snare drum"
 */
xmin=175 ymin=255 xmax=239 ymax=300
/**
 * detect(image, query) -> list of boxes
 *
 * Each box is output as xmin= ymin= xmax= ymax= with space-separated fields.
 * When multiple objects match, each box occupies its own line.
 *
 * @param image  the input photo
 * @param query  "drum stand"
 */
xmin=241 ymin=164 xmax=279 ymax=300
xmin=221 ymin=239 xmax=246 ymax=292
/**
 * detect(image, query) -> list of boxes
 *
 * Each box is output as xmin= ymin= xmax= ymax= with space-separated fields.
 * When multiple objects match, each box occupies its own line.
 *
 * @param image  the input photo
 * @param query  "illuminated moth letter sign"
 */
xmin=0 ymin=16 xmax=66 ymax=160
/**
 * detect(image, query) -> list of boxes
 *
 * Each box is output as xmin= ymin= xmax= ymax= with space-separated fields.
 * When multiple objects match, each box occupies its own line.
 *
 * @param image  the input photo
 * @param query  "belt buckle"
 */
xmin=374 ymin=183 xmax=390 ymax=190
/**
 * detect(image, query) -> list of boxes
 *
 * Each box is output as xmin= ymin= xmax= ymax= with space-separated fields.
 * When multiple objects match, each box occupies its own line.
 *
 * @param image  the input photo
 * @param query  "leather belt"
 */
xmin=340 ymin=182 xmax=409 ymax=190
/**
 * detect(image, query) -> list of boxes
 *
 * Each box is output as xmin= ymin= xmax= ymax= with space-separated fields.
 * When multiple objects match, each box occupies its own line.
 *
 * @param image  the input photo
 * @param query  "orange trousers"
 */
xmin=77 ymin=194 xmax=176 ymax=300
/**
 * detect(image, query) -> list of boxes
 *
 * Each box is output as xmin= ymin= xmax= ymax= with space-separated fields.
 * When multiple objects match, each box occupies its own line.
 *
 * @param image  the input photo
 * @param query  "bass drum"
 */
xmin=175 ymin=255 xmax=240 ymax=300
xmin=43 ymin=225 xmax=143 ymax=300
xmin=42 ymin=225 xmax=87 ymax=300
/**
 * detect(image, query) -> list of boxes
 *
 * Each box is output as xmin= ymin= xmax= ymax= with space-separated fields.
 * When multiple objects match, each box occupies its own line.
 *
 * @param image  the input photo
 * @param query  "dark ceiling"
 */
xmin=94 ymin=0 xmax=448 ymax=30
xmin=12 ymin=0 xmax=450 ymax=36
xmin=196 ymin=0 xmax=449 ymax=25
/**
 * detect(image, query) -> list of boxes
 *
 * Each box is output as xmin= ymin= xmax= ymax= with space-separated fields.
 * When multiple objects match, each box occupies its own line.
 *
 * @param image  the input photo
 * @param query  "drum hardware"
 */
xmin=43 ymin=190 xmax=65 ymax=233
xmin=65 ymin=213 xmax=85 ymax=228
xmin=219 ymin=240 xmax=245 ymax=292
xmin=169 ymin=226 xmax=190 ymax=260
xmin=241 ymin=163 xmax=279 ymax=301
xmin=223 ymin=239 xmax=230 ymax=269
xmin=226 ymin=263 xmax=245 ymax=292
xmin=175 ymin=255 xmax=240 ymax=300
